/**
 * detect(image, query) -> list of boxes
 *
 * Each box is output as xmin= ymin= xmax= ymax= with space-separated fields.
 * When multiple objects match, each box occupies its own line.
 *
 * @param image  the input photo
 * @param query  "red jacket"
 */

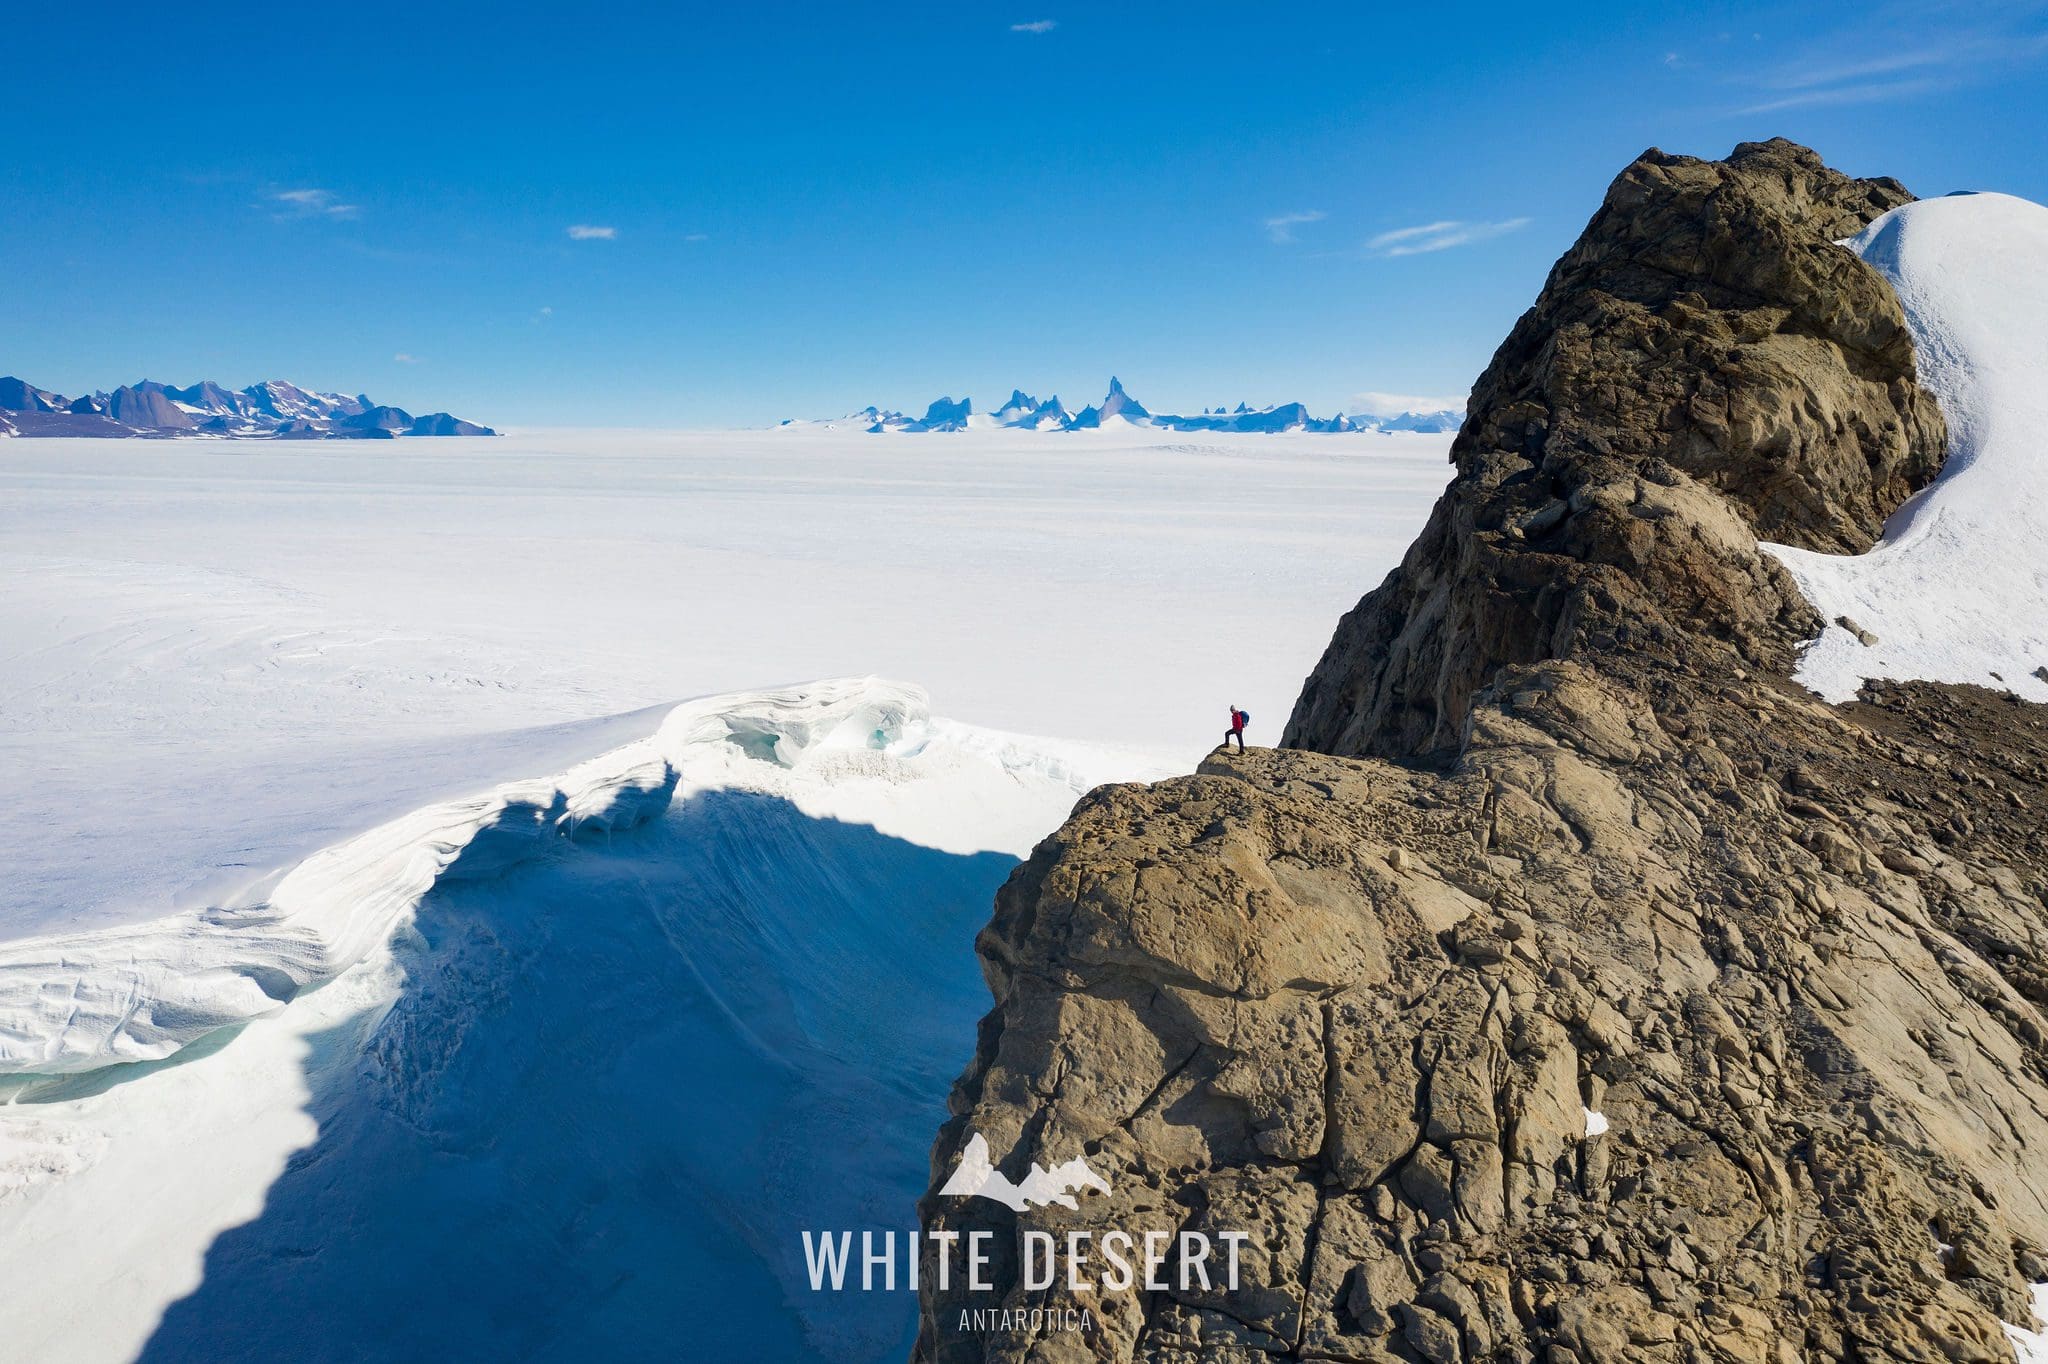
xmin=1229 ymin=709 xmax=1246 ymax=732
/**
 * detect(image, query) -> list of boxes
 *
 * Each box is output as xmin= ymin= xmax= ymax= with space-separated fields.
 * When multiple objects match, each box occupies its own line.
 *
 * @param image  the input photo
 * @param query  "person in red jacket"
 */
xmin=1223 ymin=705 xmax=1248 ymax=751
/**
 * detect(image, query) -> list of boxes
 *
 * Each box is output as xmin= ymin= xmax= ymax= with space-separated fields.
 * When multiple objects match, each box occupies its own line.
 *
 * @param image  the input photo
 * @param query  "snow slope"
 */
xmin=1765 ymin=191 xmax=2048 ymax=704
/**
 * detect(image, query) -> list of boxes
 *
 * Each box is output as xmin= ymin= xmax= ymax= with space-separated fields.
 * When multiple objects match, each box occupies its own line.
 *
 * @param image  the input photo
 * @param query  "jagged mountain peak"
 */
xmin=1095 ymin=375 xmax=1148 ymax=420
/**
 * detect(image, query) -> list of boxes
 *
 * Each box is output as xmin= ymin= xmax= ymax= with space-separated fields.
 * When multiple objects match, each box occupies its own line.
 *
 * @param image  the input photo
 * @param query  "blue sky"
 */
xmin=4 ymin=1 xmax=2046 ymax=428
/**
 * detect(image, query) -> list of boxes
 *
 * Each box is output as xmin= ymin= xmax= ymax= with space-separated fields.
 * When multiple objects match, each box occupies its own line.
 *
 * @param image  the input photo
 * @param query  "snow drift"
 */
xmin=1766 ymin=191 xmax=2048 ymax=703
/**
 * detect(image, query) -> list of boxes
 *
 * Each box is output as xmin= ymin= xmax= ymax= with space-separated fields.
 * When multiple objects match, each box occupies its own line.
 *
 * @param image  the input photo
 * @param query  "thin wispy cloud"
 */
xmin=1731 ymin=22 xmax=2048 ymax=115
xmin=272 ymin=187 xmax=359 ymax=220
xmin=567 ymin=224 xmax=617 ymax=240
xmin=1352 ymin=390 xmax=1468 ymax=418
xmin=393 ymin=353 xmax=420 ymax=364
xmin=1771 ymin=47 xmax=1955 ymax=88
xmin=1264 ymin=210 xmax=1325 ymax=244
xmin=1010 ymin=19 xmax=1056 ymax=33
xmin=1737 ymin=76 xmax=1945 ymax=114
xmin=1365 ymin=217 xmax=1529 ymax=258
xmin=533 ymin=304 xmax=553 ymax=324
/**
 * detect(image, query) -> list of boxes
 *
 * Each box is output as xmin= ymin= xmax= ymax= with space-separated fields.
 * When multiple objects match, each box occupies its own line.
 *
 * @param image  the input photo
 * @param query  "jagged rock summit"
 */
xmin=1288 ymin=137 xmax=1943 ymax=763
xmin=1073 ymin=374 xmax=1151 ymax=427
xmin=917 ymin=139 xmax=2048 ymax=1364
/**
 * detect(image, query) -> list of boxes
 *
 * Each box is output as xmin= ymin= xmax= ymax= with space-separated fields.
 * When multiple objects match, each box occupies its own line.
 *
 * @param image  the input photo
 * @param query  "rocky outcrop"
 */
xmin=406 ymin=412 xmax=494 ymax=437
xmin=1286 ymin=139 xmax=1944 ymax=764
xmin=922 ymin=672 xmax=2048 ymax=1364
xmin=108 ymin=381 xmax=197 ymax=430
xmin=916 ymin=141 xmax=2048 ymax=1364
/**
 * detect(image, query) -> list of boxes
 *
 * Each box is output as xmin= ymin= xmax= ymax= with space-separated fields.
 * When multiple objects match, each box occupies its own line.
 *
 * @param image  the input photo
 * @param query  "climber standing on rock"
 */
xmin=1223 ymin=704 xmax=1249 ymax=752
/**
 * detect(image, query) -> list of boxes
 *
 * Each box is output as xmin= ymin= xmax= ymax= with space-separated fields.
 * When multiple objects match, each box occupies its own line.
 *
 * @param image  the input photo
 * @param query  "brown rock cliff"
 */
xmin=916 ymin=141 xmax=2048 ymax=1364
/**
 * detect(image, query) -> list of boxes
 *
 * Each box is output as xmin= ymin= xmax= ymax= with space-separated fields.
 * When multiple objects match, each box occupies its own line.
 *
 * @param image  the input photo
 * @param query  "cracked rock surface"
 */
xmin=915 ymin=140 xmax=2048 ymax=1363
xmin=921 ymin=671 xmax=2048 ymax=1363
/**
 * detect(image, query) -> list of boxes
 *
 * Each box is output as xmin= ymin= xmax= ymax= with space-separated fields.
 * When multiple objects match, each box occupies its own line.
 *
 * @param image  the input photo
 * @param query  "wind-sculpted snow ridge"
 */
xmin=1766 ymin=191 xmax=2048 ymax=704
xmin=0 ymin=677 xmax=1001 ymax=1076
xmin=0 ymin=734 xmax=677 ymax=1075
xmin=0 ymin=677 xmax=1168 ymax=1363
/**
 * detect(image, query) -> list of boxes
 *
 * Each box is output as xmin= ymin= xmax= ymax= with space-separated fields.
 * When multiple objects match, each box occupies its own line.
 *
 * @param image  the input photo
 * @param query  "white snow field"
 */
xmin=0 ymin=427 xmax=1451 ymax=937
xmin=1765 ymin=191 xmax=2048 ymax=705
xmin=0 ymin=428 xmax=1452 ymax=1360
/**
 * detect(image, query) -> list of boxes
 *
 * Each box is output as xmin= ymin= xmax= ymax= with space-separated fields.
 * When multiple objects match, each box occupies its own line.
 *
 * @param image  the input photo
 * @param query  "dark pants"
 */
xmin=1223 ymin=728 xmax=1245 ymax=750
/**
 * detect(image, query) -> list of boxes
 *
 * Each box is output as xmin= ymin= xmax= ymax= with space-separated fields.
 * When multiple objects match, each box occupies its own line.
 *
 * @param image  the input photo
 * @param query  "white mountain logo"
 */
xmin=939 ymin=1133 xmax=1111 ymax=1211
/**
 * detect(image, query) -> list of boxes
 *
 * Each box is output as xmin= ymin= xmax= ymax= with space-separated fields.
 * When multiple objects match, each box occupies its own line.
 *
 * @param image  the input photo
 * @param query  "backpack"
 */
xmin=1236 ymin=709 xmax=1250 ymax=728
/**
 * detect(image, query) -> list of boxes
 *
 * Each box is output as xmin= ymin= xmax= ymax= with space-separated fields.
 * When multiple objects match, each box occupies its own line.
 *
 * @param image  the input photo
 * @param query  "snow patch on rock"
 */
xmin=2006 ymin=1282 xmax=2048 ymax=1362
xmin=1765 ymin=191 xmax=2048 ymax=704
xmin=0 ymin=676 xmax=1165 ymax=1360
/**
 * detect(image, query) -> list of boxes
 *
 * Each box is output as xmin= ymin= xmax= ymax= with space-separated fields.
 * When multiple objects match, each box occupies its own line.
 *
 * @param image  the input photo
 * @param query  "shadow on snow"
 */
xmin=139 ymin=787 xmax=1014 ymax=1363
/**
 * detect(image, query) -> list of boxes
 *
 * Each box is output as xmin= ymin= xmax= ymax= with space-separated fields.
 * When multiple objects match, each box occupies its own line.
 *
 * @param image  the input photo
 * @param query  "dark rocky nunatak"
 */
xmin=916 ymin=140 xmax=2048 ymax=1364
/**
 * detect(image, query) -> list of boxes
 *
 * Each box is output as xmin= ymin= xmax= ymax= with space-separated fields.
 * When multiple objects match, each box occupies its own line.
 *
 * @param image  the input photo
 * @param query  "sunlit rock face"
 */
xmin=1287 ymin=137 xmax=1943 ymax=764
xmin=916 ymin=142 xmax=2048 ymax=1364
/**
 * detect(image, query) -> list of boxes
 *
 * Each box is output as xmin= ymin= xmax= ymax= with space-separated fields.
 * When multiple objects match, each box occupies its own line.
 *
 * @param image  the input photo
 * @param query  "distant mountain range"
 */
xmin=787 ymin=377 xmax=1464 ymax=435
xmin=0 ymin=376 xmax=496 ymax=439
